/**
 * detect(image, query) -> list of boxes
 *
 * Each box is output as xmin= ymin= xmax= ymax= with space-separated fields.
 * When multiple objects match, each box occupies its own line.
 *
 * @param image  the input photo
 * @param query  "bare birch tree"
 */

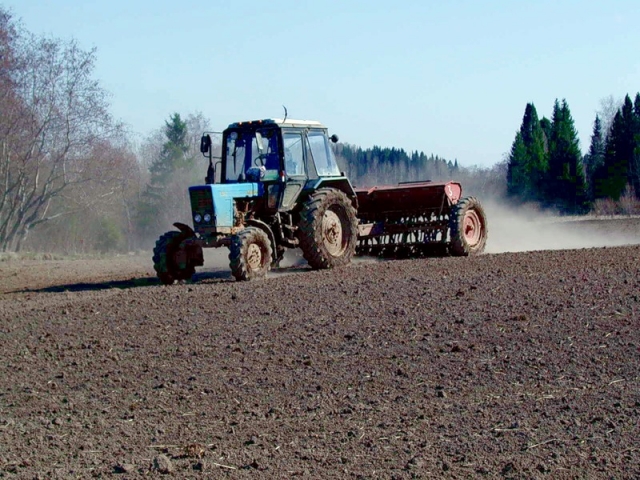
xmin=0 ymin=8 xmax=123 ymax=251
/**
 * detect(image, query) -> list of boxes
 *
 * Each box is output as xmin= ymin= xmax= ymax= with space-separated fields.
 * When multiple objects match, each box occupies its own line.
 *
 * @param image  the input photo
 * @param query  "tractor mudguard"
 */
xmin=304 ymin=177 xmax=358 ymax=209
xmin=173 ymin=222 xmax=196 ymax=237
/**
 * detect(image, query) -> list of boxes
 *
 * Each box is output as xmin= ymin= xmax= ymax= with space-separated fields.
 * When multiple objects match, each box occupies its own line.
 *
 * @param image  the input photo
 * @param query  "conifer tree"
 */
xmin=595 ymin=111 xmax=626 ymax=199
xmin=506 ymin=103 xmax=548 ymax=201
xmin=523 ymin=105 xmax=548 ymax=201
xmin=149 ymin=113 xmax=190 ymax=186
xmin=584 ymin=115 xmax=605 ymax=200
xmin=507 ymin=132 xmax=528 ymax=197
xmin=595 ymin=95 xmax=638 ymax=199
xmin=539 ymin=117 xmax=552 ymax=147
xmin=546 ymin=99 xmax=588 ymax=212
xmin=631 ymin=93 xmax=640 ymax=197
xmin=138 ymin=113 xmax=195 ymax=238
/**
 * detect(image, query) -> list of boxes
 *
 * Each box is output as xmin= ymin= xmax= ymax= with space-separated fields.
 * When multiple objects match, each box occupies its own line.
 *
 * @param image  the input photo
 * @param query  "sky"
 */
xmin=4 ymin=0 xmax=640 ymax=167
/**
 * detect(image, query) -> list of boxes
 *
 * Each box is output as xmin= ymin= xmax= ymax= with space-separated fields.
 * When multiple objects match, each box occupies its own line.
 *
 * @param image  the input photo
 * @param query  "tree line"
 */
xmin=335 ymin=144 xmax=460 ymax=187
xmin=507 ymin=95 xmax=640 ymax=214
xmin=334 ymin=144 xmax=507 ymax=200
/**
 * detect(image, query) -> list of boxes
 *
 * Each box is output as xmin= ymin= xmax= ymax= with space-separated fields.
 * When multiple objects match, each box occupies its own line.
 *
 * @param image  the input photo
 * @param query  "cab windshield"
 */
xmin=224 ymin=128 xmax=280 ymax=182
xmin=307 ymin=130 xmax=341 ymax=176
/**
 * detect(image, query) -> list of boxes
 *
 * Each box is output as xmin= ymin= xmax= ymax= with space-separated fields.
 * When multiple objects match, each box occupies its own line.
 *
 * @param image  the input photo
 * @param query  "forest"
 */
xmin=506 ymin=96 xmax=640 ymax=215
xmin=0 ymin=8 xmax=637 ymax=255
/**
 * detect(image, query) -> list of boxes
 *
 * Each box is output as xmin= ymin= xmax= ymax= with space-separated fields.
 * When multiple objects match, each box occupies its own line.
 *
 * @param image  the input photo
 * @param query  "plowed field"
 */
xmin=0 ymin=217 xmax=639 ymax=478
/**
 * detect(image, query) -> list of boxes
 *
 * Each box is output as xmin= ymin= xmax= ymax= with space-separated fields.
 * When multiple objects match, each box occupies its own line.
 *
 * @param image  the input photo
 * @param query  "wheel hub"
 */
xmin=463 ymin=210 xmax=482 ymax=246
xmin=246 ymin=243 xmax=263 ymax=270
xmin=322 ymin=210 xmax=344 ymax=256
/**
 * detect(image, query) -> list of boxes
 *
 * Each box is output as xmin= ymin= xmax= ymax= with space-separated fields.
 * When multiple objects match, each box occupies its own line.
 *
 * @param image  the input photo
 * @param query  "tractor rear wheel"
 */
xmin=153 ymin=231 xmax=196 ymax=285
xmin=298 ymin=188 xmax=358 ymax=269
xmin=449 ymin=196 xmax=488 ymax=256
xmin=229 ymin=227 xmax=272 ymax=281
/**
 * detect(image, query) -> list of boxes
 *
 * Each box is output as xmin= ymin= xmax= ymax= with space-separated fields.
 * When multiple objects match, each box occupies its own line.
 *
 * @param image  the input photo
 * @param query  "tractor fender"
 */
xmin=306 ymin=178 xmax=358 ymax=209
xmin=173 ymin=222 xmax=196 ymax=237
xmin=170 ymin=222 xmax=204 ymax=268
xmin=246 ymin=219 xmax=278 ymax=263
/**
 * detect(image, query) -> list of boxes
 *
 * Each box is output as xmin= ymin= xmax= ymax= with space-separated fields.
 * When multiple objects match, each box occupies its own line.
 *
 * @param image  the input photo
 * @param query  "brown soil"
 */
xmin=1 ymin=228 xmax=639 ymax=478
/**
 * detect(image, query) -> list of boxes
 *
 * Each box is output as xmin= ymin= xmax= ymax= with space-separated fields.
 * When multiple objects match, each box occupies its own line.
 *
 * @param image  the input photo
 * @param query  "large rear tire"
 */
xmin=229 ymin=227 xmax=272 ymax=281
xmin=449 ymin=196 xmax=488 ymax=256
xmin=153 ymin=231 xmax=196 ymax=285
xmin=298 ymin=188 xmax=358 ymax=269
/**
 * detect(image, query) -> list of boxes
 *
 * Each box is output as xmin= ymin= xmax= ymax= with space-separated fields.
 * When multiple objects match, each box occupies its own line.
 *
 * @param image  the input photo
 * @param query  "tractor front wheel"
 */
xmin=229 ymin=227 xmax=273 ymax=281
xmin=298 ymin=188 xmax=358 ymax=269
xmin=449 ymin=196 xmax=488 ymax=256
xmin=153 ymin=231 xmax=197 ymax=285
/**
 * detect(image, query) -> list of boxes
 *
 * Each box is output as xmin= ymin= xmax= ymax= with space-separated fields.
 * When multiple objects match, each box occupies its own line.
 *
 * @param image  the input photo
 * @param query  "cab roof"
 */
xmin=227 ymin=118 xmax=326 ymax=129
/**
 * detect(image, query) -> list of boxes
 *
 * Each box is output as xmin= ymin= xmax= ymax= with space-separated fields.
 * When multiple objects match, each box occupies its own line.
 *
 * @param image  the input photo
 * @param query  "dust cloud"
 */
xmin=482 ymin=200 xmax=640 ymax=254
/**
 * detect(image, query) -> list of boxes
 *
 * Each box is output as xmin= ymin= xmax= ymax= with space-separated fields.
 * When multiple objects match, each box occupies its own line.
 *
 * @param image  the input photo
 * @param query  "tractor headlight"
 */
xmin=194 ymin=213 xmax=202 ymax=223
xmin=203 ymin=213 xmax=212 ymax=223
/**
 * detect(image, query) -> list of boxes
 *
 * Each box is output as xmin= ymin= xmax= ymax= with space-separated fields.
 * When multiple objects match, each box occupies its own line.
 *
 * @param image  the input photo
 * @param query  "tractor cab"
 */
xmin=200 ymin=119 xmax=342 ymax=212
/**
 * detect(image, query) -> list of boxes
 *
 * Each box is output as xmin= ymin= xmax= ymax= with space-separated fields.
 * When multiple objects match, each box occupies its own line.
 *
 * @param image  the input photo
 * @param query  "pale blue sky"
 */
xmin=4 ymin=1 xmax=640 ymax=167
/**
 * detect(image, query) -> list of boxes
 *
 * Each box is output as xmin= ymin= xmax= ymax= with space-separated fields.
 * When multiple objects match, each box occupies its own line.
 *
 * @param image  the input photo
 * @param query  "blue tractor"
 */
xmin=152 ymin=118 xmax=359 ymax=283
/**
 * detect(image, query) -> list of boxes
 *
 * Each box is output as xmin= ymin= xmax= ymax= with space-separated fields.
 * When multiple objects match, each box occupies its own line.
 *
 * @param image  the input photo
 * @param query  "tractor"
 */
xmin=152 ymin=118 xmax=488 ymax=283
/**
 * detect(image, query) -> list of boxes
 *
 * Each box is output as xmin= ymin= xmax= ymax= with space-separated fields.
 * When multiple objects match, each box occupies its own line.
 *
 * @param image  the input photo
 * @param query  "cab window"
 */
xmin=283 ymin=132 xmax=305 ymax=176
xmin=308 ymin=131 xmax=341 ymax=176
xmin=224 ymin=128 xmax=280 ymax=182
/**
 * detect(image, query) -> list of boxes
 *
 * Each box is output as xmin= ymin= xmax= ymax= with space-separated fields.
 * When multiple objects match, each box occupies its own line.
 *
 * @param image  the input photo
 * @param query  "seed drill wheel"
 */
xmin=229 ymin=226 xmax=273 ymax=281
xmin=449 ymin=196 xmax=488 ymax=256
xmin=298 ymin=188 xmax=358 ymax=269
xmin=153 ymin=230 xmax=196 ymax=285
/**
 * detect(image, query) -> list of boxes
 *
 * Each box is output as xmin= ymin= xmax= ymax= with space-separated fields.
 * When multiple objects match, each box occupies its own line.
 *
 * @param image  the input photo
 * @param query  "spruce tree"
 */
xmin=506 ymin=103 xmax=548 ymax=202
xmin=546 ymin=100 xmax=562 ymax=201
xmin=522 ymin=104 xmax=548 ymax=201
xmin=596 ymin=95 xmax=637 ymax=199
xmin=149 ymin=113 xmax=190 ymax=186
xmin=507 ymin=132 xmax=528 ymax=198
xmin=584 ymin=115 xmax=605 ymax=200
xmin=631 ymin=93 xmax=640 ymax=197
xmin=596 ymin=111 xmax=626 ymax=199
xmin=546 ymin=99 xmax=588 ymax=212
xmin=138 ymin=113 xmax=194 ymax=237
xmin=539 ymin=117 xmax=552 ymax=147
